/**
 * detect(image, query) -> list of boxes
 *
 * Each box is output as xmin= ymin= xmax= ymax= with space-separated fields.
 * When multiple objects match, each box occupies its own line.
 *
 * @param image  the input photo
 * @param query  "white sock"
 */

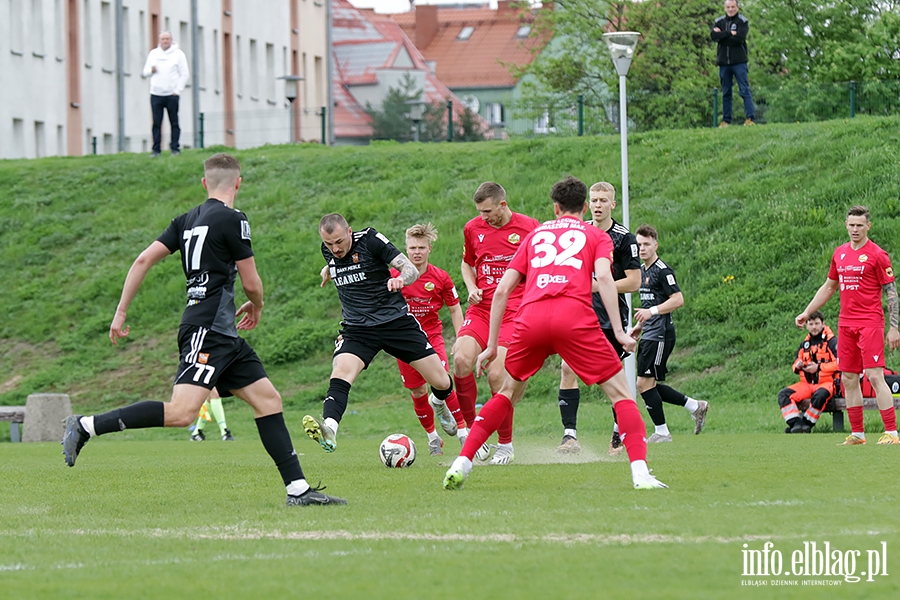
xmin=654 ymin=424 xmax=670 ymax=436
xmin=324 ymin=417 xmax=339 ymax=435
xmin=853 ymin=432 xmax=866 ymax=440
xmin=684 ymin=398 xmax=699 ymax=412
xmin=457 ymin=427 xmax=469 ymax=440
xmin=613 ymin=423 xmax=619 ymax=434
xmin=286 ymin=479 xmax=310 ymax=496
xmin=496 ymin=442 xmax=513 ymax=451
xmin=564 ymin=428 xmax=577 ymax=439
xmin=886 ymin=430 xmax=898 ymax=437
xmin=630 ymin=459 xmax=650 ymax=478
xmin=80 ymin=416 xmax=96 ymax=437
xmin=451 ymin=455 xmax=473 ymax=475
xmin=427 ymin=429 xmax=441 ymax=442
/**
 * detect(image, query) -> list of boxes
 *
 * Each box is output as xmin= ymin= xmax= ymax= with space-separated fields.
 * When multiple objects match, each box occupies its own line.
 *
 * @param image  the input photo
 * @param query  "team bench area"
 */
xmin=0 ymin=406 xmax=26 ymax=442
xmin=822 ymin=396 xmax=900 ymax=432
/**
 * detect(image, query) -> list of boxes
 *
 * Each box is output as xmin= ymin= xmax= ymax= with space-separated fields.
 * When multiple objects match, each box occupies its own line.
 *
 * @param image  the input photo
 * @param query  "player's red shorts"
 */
xmin=504 ymin=300 xmax=622 ymax=386
xmin=396 ymin=330 xmax=449 ymax=390
xmin=457 ymin=302 xmax=517 ymax=349
xmin=838 ymin=325 xmax=886 ymax=373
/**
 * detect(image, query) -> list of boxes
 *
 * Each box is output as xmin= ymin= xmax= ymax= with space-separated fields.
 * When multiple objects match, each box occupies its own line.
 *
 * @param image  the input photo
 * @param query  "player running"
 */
xmin=444 ymin=176 xmax=667 ymax=490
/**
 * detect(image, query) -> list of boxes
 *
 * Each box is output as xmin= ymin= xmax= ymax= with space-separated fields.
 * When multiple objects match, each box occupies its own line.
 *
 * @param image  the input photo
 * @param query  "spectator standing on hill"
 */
xmin=630 ymin=224 xmax=709 ymax=441
xmin=796 ymin=205 xmax=900 ymax=445
xmin=556 ymin=181 xmax=640 ymax=456
xmin=711 ymin=0 xmax=755 ymax=126
xmin=443 ymin=176 xmax=666 ymax=491
xmin=142 ymin=31 xmax=189 ymax=157
xmin=305 ymin=214 xmax=464 ymax=455
xmin=62 ymin=153 xmax=346 ymax=506
xmin=778 ymin=311 xmax=839 ymax=433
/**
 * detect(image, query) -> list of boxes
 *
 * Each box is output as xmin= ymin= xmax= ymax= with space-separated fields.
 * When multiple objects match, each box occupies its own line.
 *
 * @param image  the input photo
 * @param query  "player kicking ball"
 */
xmin=443 ymin=176 xmax=668 ymax=491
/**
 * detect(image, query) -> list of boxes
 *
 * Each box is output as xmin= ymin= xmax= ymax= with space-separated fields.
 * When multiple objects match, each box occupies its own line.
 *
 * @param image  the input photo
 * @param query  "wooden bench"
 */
xmin=0 ymin=406 xmax=26 ymax=442
xmin=821 ymin=397 xmax=900 ymax=432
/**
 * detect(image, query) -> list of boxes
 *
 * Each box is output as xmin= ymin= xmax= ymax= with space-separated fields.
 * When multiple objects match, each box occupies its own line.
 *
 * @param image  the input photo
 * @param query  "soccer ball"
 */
xmin=379 ymin=433 xmax=416 ymax=468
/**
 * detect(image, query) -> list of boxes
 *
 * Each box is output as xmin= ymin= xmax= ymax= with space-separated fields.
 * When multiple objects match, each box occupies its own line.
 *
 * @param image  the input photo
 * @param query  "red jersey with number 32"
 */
xmin=509 ymin=216 xmax=614 ymax=310
xmin=463 ymin=212 xmax=541 ymax=310
xmin=828 ymin=239 xmax=894 ymax=327
xmin=390 ymin=263 xmax=460 ymax=336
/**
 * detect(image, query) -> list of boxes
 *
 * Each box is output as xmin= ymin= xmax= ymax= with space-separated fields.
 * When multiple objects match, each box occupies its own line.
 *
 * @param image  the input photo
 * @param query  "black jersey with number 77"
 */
xmin=157 ymin=198 xmax=254 ymax=338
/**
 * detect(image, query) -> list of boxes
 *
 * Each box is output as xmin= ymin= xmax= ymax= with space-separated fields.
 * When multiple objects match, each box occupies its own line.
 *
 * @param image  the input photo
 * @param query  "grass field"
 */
xmin=2 ymin=400 xmax=899 ymax=599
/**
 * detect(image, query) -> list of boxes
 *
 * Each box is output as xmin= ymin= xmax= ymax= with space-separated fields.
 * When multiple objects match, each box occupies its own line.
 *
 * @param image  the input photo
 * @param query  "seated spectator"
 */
xmin=778 ymin=311 xmax=838 ymax=433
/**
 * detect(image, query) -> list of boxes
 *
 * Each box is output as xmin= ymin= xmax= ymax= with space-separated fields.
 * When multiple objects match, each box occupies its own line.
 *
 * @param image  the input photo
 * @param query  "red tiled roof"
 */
xmin=389 ymin=2 xmax=552 ymax=89
xmin=332 ymin=0 xmax=489 ymax=139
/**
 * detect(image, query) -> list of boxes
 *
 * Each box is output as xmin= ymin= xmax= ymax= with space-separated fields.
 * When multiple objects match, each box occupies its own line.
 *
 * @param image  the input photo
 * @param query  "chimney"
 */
xmin=416 ymin=5 xmax=439 ymax=49
xmin=497 ymin=1 xmax=513 ymax=14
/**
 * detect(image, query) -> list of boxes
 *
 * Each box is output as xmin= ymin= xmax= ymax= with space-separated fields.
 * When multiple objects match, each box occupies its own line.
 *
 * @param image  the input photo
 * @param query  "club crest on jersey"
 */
xmin=840 ymin=253 xmax=846 ymax=260
xmin=887 ymin=267 xmax=894 ymax=278
xmin=198 ymin=353 xmax=210 ymax=365
xmin=424 ymin=282 xmax=435 ymax=291
xmin=478 ymin=234 xmax=485 ymax=242
xmin=352 ymin=253 xmax=359 ymax=263
xmin=508 ymin=233 xmax=521 ymax=244
xmin=859 ymin=254 xmax=868 ymax=263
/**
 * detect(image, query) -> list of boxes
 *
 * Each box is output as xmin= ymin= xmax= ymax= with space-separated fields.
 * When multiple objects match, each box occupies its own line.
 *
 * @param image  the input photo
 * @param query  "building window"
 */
xmin=249 ymin=38 xmax=259 ymax=99
xmin=236 ymin=35 xmax=243 ymax=96
xmin=35 ymin=121 xmax=46 ymax=158
xmin=13 ymin=119 xmax=26 ymax=159
xmin=101 ymin=1 xmax=114 ymax=71
xmin=10 ymin=1 xmax=24 ymax=53
xmin=265 ymin=43 xmax=275 ymax=102
xmin=213 ymin=28 xmax=220 ymax=92
xmin=487 ymin=102 xmax=504 ymax=125
xmin=82 ymin=0 xmax=92 ymax=66
xmin=198 ymin=26 xmax=206 ymax=90
xmin=315 ymin=55 xmax=323 ymax=106
xmin=55 ymin=0 xmax=65 ymax=60
xmin=457 ymin=26 xmax=474 ymax=41
xmin=32 ymin=0 xmax=45 ymax=55
xmin=516 ymin=25 xmax=531 ymax=39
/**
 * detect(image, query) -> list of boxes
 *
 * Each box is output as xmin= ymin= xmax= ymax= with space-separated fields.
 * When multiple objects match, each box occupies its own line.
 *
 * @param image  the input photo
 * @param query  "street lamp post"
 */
xmin=405 ymin=98 xmax=426 ymax=142
xmin=603 ymin=31 xmax=641 ymax=396
xmin=278 ymin=75 xmax=304 ymax=143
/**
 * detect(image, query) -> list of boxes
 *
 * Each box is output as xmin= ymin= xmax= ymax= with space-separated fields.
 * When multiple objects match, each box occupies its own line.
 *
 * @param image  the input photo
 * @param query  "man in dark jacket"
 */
xmin=711 ymin=0 xmax=755 ymax=126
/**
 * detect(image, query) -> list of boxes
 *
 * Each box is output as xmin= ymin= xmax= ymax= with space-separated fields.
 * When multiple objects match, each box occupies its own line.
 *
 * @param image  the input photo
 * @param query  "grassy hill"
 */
xmin=3 ymin=116 xmax=899 ymax=428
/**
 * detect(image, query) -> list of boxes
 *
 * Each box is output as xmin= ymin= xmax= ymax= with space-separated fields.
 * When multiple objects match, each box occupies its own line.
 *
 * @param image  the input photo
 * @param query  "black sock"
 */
xmin=611 ymin=405 xmax=618 ymax=425
xmin=640 ymin=387 xmax=667 ymax=426
xmin=323 ymin=378 xmax=352 ymax=423
xmin=431 ymin=379 xmax=453 ymax=401
xmin=93 ymin=401 xmax=165 ymax=436
xmin=657 ymin=384 xmax=687 ymax=407
xmin=558 ymin=388 xmax=580 ymax=430
xmin=256 ymin=412 xmax=305 ymax=486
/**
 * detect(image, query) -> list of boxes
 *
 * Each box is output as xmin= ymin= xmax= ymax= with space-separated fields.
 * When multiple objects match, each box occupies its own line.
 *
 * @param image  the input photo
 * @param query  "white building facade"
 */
xmin=0 ymin=0 xmax=328 ymax=159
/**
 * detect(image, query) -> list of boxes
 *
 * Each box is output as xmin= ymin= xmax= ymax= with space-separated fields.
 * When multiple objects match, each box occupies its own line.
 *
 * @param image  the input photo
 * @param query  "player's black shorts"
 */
xmin=175 ymin=325 xmax=267 ymax=397
xmin=636 ymin=337 xmax=676 ymax=381
xmin=335 ymin=314 xmax=436 ymax=368
xmin=601 ymin=328 xmax=631 ymax=361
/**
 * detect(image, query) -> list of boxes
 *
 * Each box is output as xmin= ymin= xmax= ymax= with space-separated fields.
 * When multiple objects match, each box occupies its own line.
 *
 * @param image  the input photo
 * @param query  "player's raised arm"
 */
xmin=110 ymin=241 xmax=171 ymax=345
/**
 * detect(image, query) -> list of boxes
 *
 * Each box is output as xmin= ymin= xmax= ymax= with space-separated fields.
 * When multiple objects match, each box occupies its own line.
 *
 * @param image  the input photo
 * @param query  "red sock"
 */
xmin=412 ymin=393 xmax=434 ymax=433
xmin=454 ymin=373 xmax=478 ymax=428
xmin=461 ymin=394 xmax=512 ymax=460
xmin=445 ymin=390 xmax=466 ymax=429
xmin=848 ymin=405 xmax=864 ymax=434
xmin=614 ymin=399 xmax=647 ymax=463
xmin=497 ymin=406 xmax=514 ymax=444
xmin=880 ymin=407 xmax=897 ymax=432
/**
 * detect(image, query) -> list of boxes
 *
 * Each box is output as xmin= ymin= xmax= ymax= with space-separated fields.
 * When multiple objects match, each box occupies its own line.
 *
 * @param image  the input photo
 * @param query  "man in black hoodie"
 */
xmin=711 ymin=0 xmax=755 ymax=126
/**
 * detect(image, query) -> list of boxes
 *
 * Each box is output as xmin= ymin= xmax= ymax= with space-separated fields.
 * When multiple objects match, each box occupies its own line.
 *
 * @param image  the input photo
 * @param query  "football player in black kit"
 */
xmin=630 ymin=224 xmax=709 ymax=443
xmin=62 ymin=153 xmax=345 ymax=506
xmin=555 ymin=182 xmax=640 ymax=457
xmin=303 ymin=213 xmax=461 ymax=453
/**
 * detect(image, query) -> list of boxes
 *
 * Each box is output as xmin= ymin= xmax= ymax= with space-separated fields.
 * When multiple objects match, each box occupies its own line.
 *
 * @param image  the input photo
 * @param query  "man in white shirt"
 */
xmin=142 ymin=31 xmax=190 ymax=157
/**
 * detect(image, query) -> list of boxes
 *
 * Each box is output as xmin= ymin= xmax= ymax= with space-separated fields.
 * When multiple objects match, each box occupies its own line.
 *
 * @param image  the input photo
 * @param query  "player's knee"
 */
xmin=167 ymin=407 xmax=196 ymax=428
xmin=777 ymin=388 xmax=794 ymax=407
xmin=560 ymin=361 xmax=577 ymax=386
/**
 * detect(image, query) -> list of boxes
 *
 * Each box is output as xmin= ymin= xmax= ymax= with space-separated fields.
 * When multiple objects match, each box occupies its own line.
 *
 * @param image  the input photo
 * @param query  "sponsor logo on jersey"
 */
xmin=631 ymin=244 xmax=638 ymax=257
xmin=859 ymin=254 xmax=868 ymax=263
xmin=537 ymin=273 xmax=568 ymax=288
xmin=666 ymin=274 xmax=676 ymax=286
xmin=424 ymin=282 xmax=435 ymax=291
xmin=352 ymin=253 xmax=359 ymax=263
xmin=198 ymin=353 xmax=209 ymax=365
xmin=240 ymin=220 xmax=251 ymax=240
xmin=508 ymin=233 xmax=521 ymax=244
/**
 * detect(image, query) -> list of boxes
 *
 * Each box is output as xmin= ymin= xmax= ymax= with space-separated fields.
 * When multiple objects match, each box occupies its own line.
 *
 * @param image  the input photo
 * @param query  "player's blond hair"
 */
xmin=406 ymin=222 xmax=438 ymax=244
xmin=590 ymin=181 xmax=615 ymax=195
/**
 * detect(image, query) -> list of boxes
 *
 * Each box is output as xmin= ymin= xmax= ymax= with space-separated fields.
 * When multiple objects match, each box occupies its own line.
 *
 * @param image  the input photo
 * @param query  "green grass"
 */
xmin=2 ymin=398 xmax=899 ymax=598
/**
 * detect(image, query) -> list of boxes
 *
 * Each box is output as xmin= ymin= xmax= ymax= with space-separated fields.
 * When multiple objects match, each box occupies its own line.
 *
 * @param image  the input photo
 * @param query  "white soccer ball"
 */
xmin=379 ymin=433 xmax=416 ymax=468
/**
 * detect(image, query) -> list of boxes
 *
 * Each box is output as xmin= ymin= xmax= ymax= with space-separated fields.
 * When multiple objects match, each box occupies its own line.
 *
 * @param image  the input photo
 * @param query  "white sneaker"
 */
xmin=428 ymin=436 xmax=444 ymax=456
xmin=633 ymin=473 xmax=669 ymax=489
xmin=488 ymin=444 xmax=514 ymax=465
xmin=428 ymin=394 xmax=458 ymax=436
xmin=458 ymin=431 xmax=492 ymax=461
xmin=646 ymin=432 xmax=673 ymax=443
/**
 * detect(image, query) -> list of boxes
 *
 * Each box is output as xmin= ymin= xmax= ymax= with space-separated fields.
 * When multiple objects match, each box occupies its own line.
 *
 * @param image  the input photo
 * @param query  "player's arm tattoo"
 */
xmin=391 ymin=254 xmax=419 ymax=286
xmin=884 ymin=281 xmax=899 ymax=328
